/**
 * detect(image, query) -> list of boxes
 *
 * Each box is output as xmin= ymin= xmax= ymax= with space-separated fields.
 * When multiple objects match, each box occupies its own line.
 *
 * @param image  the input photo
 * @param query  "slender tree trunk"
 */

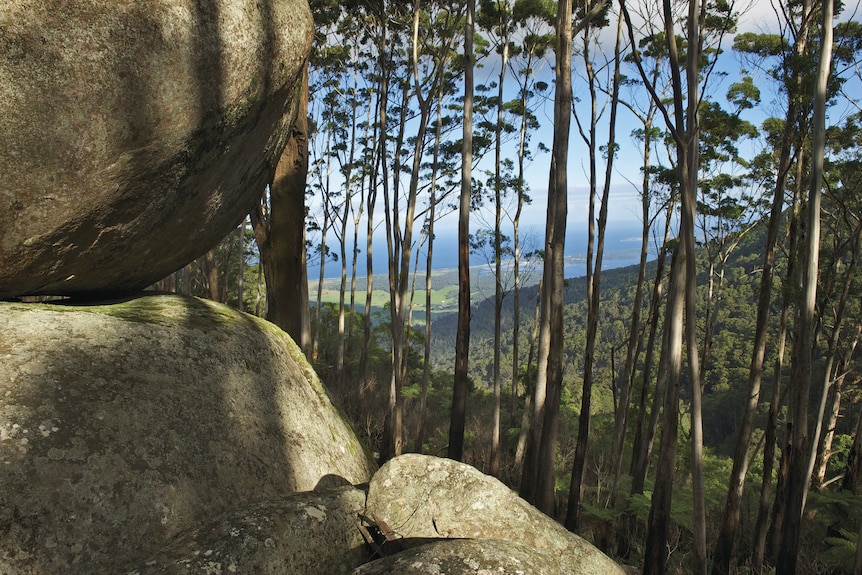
xmin=814 ymin=333 xmax=858 ymax=488
xmin=681 ymin=2 xmax=706 ymax=570
xmin=630 ymin=188 xmax=673 ymax=496
xmin=417 ymin=96 xmax=444 ymax=453
xmin=712 ymin=2 xmax=811 ymax=564
xmin=643 ymin=241 xmax=685 ymax=575
xmin=313 ymin=131 xmax=333 ymax=362
xmin=359 ymin=55 xmax=384 ymax=385
xmin=525 ymin=0 xmax=573 ymax=517
xmin=515 ymin=280 xmax=543 ymax=469
xmin=805 ymin=262 xmax=859 ymax=500
xmin=566 ymin=8 xmax=621 ymax=531
xmin=202 ymin=249 xmax=220 ymax=301
xmin=449 ymin=0 xmax=475 ymax=462
xmin=336 ymin=72 xmax=360 ymax=383
xmin=379 ymin=38 xmax=406 ymax=465
xmin=489 ymin=32 xmax=509 ymax=477
xmin=776 ymin=2 xmax=832 ymax=570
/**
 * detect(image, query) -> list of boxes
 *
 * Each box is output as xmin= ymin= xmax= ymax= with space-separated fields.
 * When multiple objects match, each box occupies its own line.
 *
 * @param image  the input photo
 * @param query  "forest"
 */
xmin=147 ymin=0 xmax=862 ymax=574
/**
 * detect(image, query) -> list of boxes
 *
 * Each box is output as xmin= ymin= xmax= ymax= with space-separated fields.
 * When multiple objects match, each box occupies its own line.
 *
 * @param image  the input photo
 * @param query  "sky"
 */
xmin=310 ymin=0 xmax=862 ymax=278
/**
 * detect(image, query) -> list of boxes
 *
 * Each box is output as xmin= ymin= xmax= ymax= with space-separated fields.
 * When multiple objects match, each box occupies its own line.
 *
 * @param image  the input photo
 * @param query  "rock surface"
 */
xmin=351 ymin=538 xmax=563 ymax=575
xmin=365 ymin=454 xmax=626 ymax=575
xmin=0 ymin=0 xmax=313 ymax=298
xmin=352 ymin=539 xmax=565 ymax=575
xmin=0 ymin=294 xmax=375 ymax=573
xmin=130 ymin=486 xmax=370 ymax=575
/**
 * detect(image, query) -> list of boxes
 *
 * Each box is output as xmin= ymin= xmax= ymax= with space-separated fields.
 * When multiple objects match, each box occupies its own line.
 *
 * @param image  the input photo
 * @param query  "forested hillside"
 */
xmin=148 ymin=0 xmax=862 ymax=573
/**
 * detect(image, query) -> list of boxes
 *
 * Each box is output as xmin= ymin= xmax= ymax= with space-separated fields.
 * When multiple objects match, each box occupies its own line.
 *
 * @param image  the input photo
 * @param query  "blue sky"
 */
xmin=307 ymin=1 xmax=862 ymax=278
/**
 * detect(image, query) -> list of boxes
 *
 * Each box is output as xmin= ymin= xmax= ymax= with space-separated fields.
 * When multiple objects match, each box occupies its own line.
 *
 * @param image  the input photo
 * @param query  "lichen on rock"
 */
xmin=364 ymin=454 xmax=627 ymax=575
xmin=128 ymin=486 xmax=370 ymax=575
xmin=0 ymin=294 xmax=375 ymax=574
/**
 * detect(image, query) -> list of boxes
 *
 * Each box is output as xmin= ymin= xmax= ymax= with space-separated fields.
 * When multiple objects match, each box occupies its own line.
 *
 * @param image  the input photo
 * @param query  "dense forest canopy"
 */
xmin=154 ymin=1 xmax=862 ymax=573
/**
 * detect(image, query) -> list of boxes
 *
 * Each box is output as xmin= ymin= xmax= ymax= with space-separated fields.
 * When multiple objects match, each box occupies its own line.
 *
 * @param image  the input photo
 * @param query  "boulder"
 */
xmin=130 ymin=486 xmax=370 ymax=575
xmin=0 ymin=0 xmax=312 ymax=298
xmin=364 ymin=454 xmax=626 ymax=575
xmin=0 ymin=294 xmax=375 ymax=573
xmin=351 ymin=538 xmax=561 ymax=575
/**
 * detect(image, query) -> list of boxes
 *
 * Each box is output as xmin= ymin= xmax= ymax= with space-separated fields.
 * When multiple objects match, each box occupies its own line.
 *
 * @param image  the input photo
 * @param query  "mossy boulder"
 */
xmin=0 ymin=294 xmax=375 ymax=573
xmin=0 ymin=0 xmax=312 ymax=298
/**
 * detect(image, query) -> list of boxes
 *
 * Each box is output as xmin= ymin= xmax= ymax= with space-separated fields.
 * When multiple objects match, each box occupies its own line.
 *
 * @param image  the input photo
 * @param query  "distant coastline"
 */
xmin=314 ymin=220 xmax=657 ymax=281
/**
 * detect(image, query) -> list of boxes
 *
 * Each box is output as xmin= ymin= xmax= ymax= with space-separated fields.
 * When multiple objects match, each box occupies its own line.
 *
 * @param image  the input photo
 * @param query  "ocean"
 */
xmin=316 ymin=219 xmax=656 ymax=280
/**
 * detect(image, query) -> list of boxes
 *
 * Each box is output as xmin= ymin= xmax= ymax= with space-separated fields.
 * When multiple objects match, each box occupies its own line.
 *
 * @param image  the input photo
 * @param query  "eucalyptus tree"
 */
xmin=812 ymin=115 xmax=862 ymax=491
xmin=450 ymin=0 xmax=476 ymax=463
xmin=506 ymin=0 xmax=554 ymax=431
xmin=417 ymin=74 xmax=462 ymax=452
xmin=520 ymin=0 xmax=610 ymax=516
xmin=714 ymin=2 xmax=853 ymax=570
xmin=475 ymin=0 xmax=522 ymax=475
xmin=614 ymin=22 xmax=676 ymax=508
xmin=719 ymin=10 xmax=816 ymax=569
xmin=619 ymin=0 xmax=737 ymax=570
xmin=377 ymin=0 xmax=465 ymax=462
xmin=329 ymin=26 xmax=369 ymax=383
xmin=519 ymin=0 xmax=575 ymax=514
xmin=777 ymin=2 xmax=834 ymax=572
xmin=307 ymin=32 xmax=351 ymax=361
xmin=356 ymin=0 xmax=400 ymax=385
xmin=565 ymin=0 xmax=617 ymax=531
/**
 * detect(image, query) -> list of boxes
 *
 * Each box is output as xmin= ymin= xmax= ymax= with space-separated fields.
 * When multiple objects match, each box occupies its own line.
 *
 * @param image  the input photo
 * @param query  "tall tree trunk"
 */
xmin=359 ymin=41 xmax=385 ymax=385
xmin=641 ymin=0 xmax=702 ymax=564
xmin=250 ymin=66 xmax=311 ymax=355
xmin=515 ymin=280 xmax=543 ymax=469
xmin=336 ymin=94 xmax=359 ymax=383
xmin=752 ymin=299 xmax=789 ymax=571
xmin=643 ymin=239 xmax=685 ymax=575
xmin=630 ymin=196 xmax=673 ymax=495
xmin=521 ymin=0 xmax=573 ymax=517
xmin=313 ymin=131 xmax=333 ymax=362
xmin=202 ymin=249 xmax=220 ymax=301
xmin=711 ymin=139 xmax=790 ymax=573
xmin=567 ymin=7 xmax=622 ymax=531
xmin=611 ymin=167 xmax=651 ymax=506
xmin=489 ymin=30 xmax=509 ymax=478
xmin=681 ymin=0 xmax=706 ymax=570
xmin=712 ymin=1 xmax=812 ymax=565
xmin=776 ymin=1 xmax=832 ymax=570
xmin=449 ymin=0 xmax=475 ymax=462
xmin=417 ymin=96 xmax=445 ymax=453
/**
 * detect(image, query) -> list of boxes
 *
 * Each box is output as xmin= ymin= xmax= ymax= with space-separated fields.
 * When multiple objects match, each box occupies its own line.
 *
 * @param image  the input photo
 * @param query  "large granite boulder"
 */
xmin=351 ymin=539 xmax=564 ymax=575
xmin=0 ymin=0 xmax=312 ymax=298
xmin=0 ymin=295 xmax=375 ymax=573
xmin=130 ymin=486 xmax=370 ymax=575
xmin=364 ymin=454 xmax=626 ymax=575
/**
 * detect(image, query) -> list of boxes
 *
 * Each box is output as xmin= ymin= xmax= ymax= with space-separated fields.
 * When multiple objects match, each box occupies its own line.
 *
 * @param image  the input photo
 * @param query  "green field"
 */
xmin=309 ymin=266 xmax=515 ymax=323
